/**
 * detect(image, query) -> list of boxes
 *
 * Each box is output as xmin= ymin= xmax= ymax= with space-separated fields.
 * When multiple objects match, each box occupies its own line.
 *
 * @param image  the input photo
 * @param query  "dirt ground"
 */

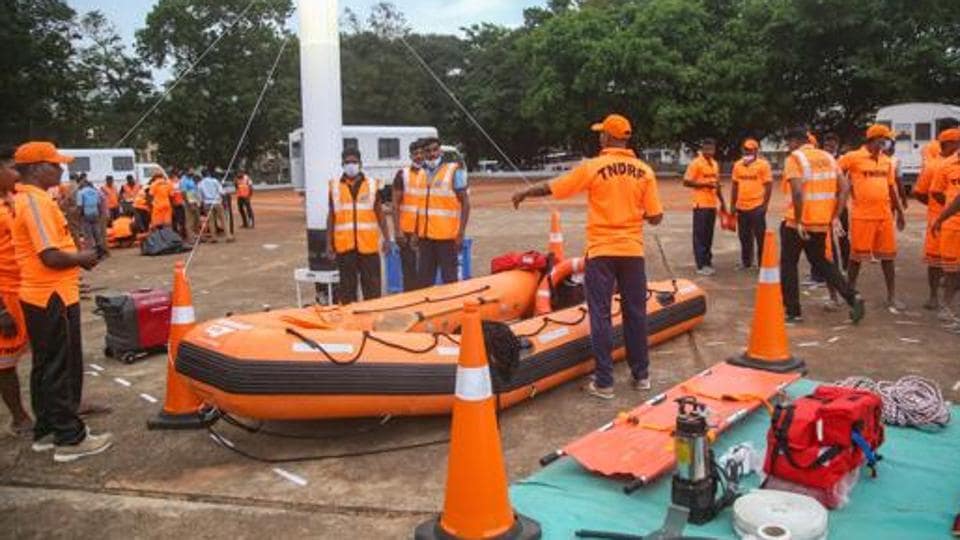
xmin=1 ymin=180 xmax=958 ymax=539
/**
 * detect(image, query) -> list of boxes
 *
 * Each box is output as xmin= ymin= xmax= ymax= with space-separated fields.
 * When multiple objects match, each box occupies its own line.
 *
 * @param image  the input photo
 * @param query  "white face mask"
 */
xmin=426 ymin=156 xmax=442 ymax=169
xmin=343 ymin=163 xmax=360 ymax=178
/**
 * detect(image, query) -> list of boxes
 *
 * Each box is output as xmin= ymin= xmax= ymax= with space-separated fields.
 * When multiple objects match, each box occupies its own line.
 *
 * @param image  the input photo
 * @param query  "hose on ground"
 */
xmin=834 ymin=375 xmax=951 ymax=429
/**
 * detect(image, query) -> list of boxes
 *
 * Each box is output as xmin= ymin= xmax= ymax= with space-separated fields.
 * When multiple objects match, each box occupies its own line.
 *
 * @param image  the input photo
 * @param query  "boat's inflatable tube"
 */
xmin=176 ymin=274 xmax=706 ymax=420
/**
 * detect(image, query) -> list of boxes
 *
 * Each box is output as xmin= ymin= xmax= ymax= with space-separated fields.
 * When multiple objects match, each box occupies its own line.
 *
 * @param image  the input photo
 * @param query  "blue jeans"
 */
xmin=585 ymin=256 xmax=649 ymax=389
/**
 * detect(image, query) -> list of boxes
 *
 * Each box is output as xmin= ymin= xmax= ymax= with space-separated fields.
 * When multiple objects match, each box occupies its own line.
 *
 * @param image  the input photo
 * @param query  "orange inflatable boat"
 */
xmin=175 ymin=267 xmax=707 ymax=420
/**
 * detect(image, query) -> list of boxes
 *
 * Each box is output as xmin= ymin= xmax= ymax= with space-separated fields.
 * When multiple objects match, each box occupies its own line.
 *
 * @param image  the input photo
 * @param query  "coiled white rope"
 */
xmin=834 ymin=375 xmax=951 ymax=429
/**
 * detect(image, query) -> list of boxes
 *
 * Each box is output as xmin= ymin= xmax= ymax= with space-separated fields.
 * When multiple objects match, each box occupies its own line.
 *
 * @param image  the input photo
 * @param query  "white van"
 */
xmin=59 ymin=148 xmax=136 ymax=186
xmin=136 ymin=162 xmax=167 ymax=182
xmin=875 ymin=102 xmax=960 ymax=188
xmin=288 ymin=126 xmax=463 ymax=190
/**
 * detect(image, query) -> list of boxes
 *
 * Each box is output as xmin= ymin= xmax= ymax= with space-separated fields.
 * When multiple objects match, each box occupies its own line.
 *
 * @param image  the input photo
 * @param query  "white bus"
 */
xmin=58 ymin=148 xmax=136 ymax=186
xmin=288 ymin=126 xmax=463 ymax=190
xmin=876 ymin=102 xmax=960 ymax=188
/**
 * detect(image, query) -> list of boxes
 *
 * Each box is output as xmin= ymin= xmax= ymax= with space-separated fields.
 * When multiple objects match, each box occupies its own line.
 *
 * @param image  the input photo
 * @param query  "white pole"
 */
xmin=298 ymin=0 xmax=342 ymax=270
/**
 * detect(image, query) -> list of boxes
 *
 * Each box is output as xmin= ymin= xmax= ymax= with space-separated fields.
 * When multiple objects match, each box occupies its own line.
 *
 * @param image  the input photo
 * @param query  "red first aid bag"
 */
xmin=764 ymin=386 xmax=884 ymax=499
xmin=490 ymin=251 xmax=549 ymax=274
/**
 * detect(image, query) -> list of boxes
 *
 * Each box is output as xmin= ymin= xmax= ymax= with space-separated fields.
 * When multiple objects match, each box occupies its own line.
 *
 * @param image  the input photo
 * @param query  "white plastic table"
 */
xmin=293 ymin=268 xmax=339 ymax=307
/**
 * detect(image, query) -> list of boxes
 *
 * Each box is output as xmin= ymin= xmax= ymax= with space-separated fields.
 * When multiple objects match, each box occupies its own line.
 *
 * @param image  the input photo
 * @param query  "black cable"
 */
xmin=515 ymin=307 xmax=589 ymax=338
xmin=349 ymin=285 xmax=491 ymax=315
xmin=208 ymin=426 xmax=449 ymax=464
xmin=221 ymin=413 xmax=390 ymax=440
xmin=285 ymin=327 xmax=366 ymax=365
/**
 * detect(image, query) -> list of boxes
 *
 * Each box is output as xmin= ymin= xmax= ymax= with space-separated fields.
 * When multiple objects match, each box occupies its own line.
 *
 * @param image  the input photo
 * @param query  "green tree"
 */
xmin=0 ymin=0 xmax=85 ymax=144
xmin=75 ymin=11 xmax=156 ymax=149
xmin=136 ymin=0 xmax=298 ymax=168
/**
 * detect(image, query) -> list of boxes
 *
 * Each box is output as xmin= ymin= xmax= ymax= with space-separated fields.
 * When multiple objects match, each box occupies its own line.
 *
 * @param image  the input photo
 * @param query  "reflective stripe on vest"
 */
xmin=398 ymin=166 xmax=425 ymax=234
xmin=419 ymin=163 xmax=461 ymax=240
xmin=331 ymin=176 xmax=380 ymax=254
xmin=785 ymin=147 xmax=838 ymax=229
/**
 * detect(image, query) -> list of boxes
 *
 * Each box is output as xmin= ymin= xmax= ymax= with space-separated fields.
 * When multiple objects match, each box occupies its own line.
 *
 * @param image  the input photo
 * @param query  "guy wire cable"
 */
xmin=115 ymin=0 xmax=261 ymax=146
xmin=185 ymin=35 xmax=290 ymax=273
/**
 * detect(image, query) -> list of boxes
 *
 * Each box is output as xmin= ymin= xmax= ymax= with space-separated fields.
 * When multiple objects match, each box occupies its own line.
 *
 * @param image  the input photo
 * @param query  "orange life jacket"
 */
xmin=783 ymin=145 xmax=839 ymax=232
xmin=331 ymin=175 xmax=380 ymax=254
xmin=398 ymin=166 xmax=426 ymax=234
xmin=417 ymin=163 xmax=461 ymax=241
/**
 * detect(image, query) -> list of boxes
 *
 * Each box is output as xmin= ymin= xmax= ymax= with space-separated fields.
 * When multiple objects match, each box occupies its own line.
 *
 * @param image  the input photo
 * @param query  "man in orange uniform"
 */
xmin=101 ymin=176 xmax=119 ymax=221
xmin=0 ymin=147 xmax=31 ymax=436
xmin=392 ymin=140 xmax=426 ymax=291
xmin=730 ymin=138 xmax=773 ymax=269
xmin=683 ymin=138 xmax=726 ymax=275
xmin=513 ymin=114 xmax=663 ymax=399
xmin=120 ymin=175 xmax=139 ymax=214
xmin=913 ymin=128 xmax=960 ymax=310
xmin=325 ymin=148 xmax=391 ymax=304
xmin=930 ymin=149 xmax=960 ymax=327
xmin=169 ymin=170 xmax=186 ymax=239
xmin=12 ymin=142 xmax=111 ymax=462
xmin=780 ymin=127 xmax=865 ymax=324
xmin=839 ymin=125 xmax=906 ymax=312
xmin=147 ymin=174 xmax=172 ymax=229
xmin=234 ymin=170 xmax=254 ymax=229
xmin=417 ymin=137 xmax=470 ymax=287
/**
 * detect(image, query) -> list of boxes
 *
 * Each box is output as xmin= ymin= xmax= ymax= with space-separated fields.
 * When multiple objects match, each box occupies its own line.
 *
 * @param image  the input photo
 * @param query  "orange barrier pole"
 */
xmin=415 ymin=301 xmax=540 ymax=540
xmin=728 ymin=230 xmax=805 ymax=373
xmin=548 ymin=210 xmax=564 ymax=262
xmin=147 ymin=261 xmax=218 ymax=429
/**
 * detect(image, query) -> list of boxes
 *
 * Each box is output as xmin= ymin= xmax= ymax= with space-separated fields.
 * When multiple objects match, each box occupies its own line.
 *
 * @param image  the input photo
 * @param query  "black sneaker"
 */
xmin=850 ymin=295 xmax=866 ymax=325
xmin=785 ymin=314 xmax=804 ymax=324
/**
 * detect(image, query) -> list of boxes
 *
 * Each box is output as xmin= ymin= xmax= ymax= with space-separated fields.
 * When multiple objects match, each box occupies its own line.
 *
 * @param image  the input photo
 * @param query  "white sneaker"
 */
xmin=53 ymin=431 xmax=113 ymax=463
xmin=31 ymin=434 xmax=54 ymax=453
xmin=937 ymin=307 xmax=956 ymax=322
xmin=631 ymin=378 xmax=652 ymax=391
xmin=696 ymin=266 xmax=716 ymax=276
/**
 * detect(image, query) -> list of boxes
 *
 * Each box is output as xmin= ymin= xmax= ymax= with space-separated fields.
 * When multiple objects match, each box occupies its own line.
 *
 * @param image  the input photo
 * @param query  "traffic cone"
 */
xmin=547 ymin=209 xmax=564 ymax=262
xmin=414 ymin=301 xmax=540 ymax=540
xmin=728 ymin=230 xmax=805 ymax=373
xmin=147 ymin=261 xmax=218 ymax=429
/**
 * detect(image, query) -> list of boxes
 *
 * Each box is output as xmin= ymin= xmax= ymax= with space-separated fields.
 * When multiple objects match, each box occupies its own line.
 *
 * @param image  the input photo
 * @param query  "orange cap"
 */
xmin=938 ymin=128 xmax=960 ymax=143
xmin=591 ymin=114 xmax=632 ymax=139
xmin=14 ymin=142 xmax=74 ymax=165
xmin=742 ymin=138 xmax=760 ymax=151
xmin=866 ymin=124 xmax=894 ymax=140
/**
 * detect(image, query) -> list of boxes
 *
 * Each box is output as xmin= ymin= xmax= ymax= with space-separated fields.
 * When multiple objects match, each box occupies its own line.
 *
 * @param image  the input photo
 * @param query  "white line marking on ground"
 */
xmin=704 ymin=341 xmax=727 ymax=347
xmin=895 ymin=320 xmax=921 ymax=326
xmin=273 ymin=468 xmax=308 ymax=487
xmin=827 ymin=336 xmax=841 ymax=344
xmin=113 ymin=377 xmax=132 ymax=387
xmin=139 ymin=393 xmax=158 ymax=403
xmin=84 ymin=371 xmax=100 ymax=377
xmin=90 ymin=364 xmax=105 ymax=372
xmin=830 ymin=325 xmax=849 ymax=331
xmin=898 ymin=338 xmax=921 ymax=344
xmin=797 ymin=341 xmax=820 ymax=348
xmin=952 ymin=381 xmax=960 ymax=392
xmin=209 ymin=433 xmax=235 ymax=448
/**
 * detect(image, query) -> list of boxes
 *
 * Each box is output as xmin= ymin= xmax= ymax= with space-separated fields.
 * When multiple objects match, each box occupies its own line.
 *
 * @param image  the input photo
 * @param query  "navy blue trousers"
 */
xmin=585 ymin=256 xmax=649 ymax=389
xmin=692 ymin=208 xmax=716 ymax=269
xmin=737 ymin=207 xmax=767 ymax=267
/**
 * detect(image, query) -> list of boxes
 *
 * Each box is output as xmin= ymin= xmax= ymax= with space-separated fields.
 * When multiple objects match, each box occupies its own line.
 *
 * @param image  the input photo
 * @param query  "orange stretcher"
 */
xmin=541 ymin=361 xmax=801 ymax=491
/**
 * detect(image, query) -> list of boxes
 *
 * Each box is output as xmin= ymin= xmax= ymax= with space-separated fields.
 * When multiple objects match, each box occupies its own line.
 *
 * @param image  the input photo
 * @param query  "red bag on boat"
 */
xmin=490 ymin=251 xmax=549 ymax=274
xmin=763 ymin=385 xmax=884 ymax=507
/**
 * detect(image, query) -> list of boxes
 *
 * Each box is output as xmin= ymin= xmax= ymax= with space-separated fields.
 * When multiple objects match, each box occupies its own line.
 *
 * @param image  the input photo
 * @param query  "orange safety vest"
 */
xmin=330 ymin=175 xmax=380 ymax=254
xmin=236 ymin=175 xmax=252 ymax=198
xmin=398 ymin=166 xmax=426 ymax=234
xmin=783 ymin=145 xmax=839 ymax=232
xmin=418 ymin=163 xmax=461 ymax=240
xmin=102 ymin=185 xmax=119 ymax=209
xmin=170 ymin=177 xmax=184 ymax=205
xmin=122 ymin=183 xmax=140 ymax=203
xmin=133 ymin=189 xmax=149 ymax=211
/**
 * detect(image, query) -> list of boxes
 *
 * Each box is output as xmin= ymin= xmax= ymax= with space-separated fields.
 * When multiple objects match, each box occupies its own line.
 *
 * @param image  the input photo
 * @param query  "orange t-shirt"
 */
xmin=838 ymin=147 xmax=894 ymax=221
xmin=684 ymin=154 xmax=720 ymax=209
xmin=12 ymin=184 xmax=80 ymax=307
xmin=923 ymin=141 xmax=941 ymax=165
xmin=170 ymin=177 xmax=184 ymax=206
xmin=550 ymin=147 xmax=662 ymax=258
xmin=732 ymin=157 xmax=772 ymax=211
xmin=0 ymin=200 xmax=21 ymax=295
xmin=915 ymin=154 xmax=949 ymax=223
xmin=932 ymin=155 xmax=960 ymax=232
xmin=150 ymin=180 xmax=172 ymax=211
xmin=236 ymin=176 xmax=252 ymax=198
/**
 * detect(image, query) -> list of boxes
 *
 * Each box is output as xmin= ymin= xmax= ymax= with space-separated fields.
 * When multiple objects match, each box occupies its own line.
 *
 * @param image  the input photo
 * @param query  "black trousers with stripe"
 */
xmin=23 ymin=294 xmax=86 ymax=445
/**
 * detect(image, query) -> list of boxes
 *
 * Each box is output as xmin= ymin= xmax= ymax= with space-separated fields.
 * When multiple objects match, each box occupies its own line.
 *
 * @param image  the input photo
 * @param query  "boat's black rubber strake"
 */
xmin=176 ymin=296 xmax=706 ymax=396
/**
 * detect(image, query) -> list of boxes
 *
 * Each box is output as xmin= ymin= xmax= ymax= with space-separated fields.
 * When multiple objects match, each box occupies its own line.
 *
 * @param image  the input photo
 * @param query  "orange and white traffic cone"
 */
xmin=147 ymin=261 xmax=217 ymax=429
xmin=547 ymin=209 xmax=564 ymax=262
xmin=728 ymin=230 xmax=805 ymax=373
xmin=415 ymin=301 xmax=540 ymax=540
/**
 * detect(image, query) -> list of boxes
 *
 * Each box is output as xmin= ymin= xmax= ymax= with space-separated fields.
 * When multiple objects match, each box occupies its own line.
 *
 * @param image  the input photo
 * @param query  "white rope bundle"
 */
xmin=834 ymin=375 xmax=951 ymax=428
